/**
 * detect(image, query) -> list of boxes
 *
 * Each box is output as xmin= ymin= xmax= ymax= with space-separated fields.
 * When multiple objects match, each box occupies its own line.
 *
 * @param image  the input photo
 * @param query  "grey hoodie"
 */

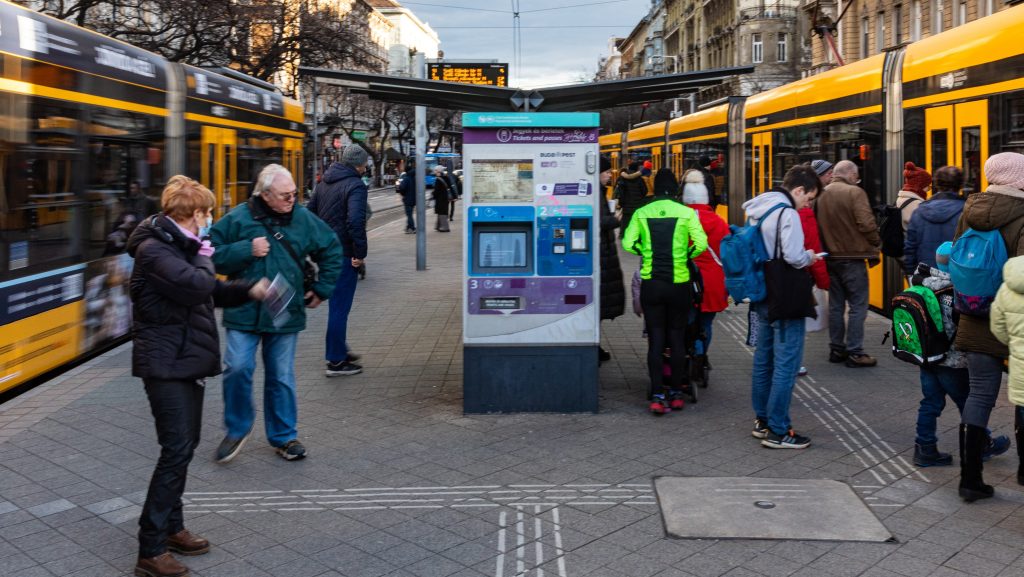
xmin=742 ymin=189 xmax=813 ymax=269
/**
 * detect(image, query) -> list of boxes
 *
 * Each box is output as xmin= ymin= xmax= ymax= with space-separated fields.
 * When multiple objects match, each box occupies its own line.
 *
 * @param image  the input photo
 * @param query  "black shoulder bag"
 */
xmin=764 ymin=209 xmax=815 ymax=322
xmin=258 ymin=219 xmax=318 ymax=299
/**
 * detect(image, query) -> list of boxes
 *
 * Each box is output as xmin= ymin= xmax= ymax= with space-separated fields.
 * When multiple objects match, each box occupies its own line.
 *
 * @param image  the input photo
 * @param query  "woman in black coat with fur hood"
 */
xmin=599 ymin=156 xmax=625 ymax=361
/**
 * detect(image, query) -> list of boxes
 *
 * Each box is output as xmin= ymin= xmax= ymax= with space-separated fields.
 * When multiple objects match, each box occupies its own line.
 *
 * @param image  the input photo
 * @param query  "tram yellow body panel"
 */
xmin=0 ymin=302 xmax=83 ymax=393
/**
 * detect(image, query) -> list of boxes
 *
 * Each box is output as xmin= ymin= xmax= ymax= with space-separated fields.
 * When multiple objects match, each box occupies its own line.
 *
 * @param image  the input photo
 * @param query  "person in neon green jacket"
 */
xmin=622 ymin=168 xmax=707 ymax=414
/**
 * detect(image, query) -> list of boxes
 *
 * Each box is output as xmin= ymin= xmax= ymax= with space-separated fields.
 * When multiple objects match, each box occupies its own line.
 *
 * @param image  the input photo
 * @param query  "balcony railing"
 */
xmin=740 ymin=7 xmax=798 ymax=20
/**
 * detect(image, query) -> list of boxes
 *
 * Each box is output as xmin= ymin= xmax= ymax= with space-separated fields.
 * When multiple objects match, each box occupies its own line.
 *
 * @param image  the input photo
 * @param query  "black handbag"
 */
xmin=764 ymin=209 xmax=815 ymax=322
xmin=258 ymin=219 xmax=318 ymax=296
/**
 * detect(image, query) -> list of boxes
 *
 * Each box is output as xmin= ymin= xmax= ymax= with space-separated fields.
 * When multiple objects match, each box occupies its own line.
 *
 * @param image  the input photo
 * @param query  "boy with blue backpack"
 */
xmin=948 ymin=151 xmax=1024 ymax=502
xmin=729 ymin=165 xmax=822 ymax=449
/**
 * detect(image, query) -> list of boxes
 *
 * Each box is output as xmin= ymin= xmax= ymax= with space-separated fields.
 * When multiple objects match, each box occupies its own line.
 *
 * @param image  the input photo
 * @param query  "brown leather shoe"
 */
xmin=845 ymin=353 xmax=877 ymax=367
xmin=167 ymin=529 xmax=210 ymax=556
xmin=134 ymin=552 xmax=188 ymax=577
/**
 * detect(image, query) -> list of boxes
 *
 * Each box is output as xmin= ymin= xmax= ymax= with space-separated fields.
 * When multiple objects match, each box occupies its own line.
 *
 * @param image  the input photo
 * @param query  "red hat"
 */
xmin=643 ymin=160 xmax=653 ymax=170
xmin=903 ymin=161 xmax=931 ymax=195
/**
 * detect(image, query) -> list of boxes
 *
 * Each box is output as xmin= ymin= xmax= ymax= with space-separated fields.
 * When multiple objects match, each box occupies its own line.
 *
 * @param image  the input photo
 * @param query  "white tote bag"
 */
xmin=805 ymin=287 xmax=828 ymax=332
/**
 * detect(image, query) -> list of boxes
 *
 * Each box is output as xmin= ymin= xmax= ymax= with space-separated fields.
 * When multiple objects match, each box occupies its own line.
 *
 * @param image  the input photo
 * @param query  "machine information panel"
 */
xmin=428 ymin=63 xmax=508 ymax=86
xmin=470 ymin=159 xmax=534 ymax=203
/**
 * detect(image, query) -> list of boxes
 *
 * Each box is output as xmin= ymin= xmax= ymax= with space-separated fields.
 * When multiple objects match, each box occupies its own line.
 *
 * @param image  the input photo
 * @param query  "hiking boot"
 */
xmin=751 ymin=418 xmax=769 ymax=439
xmin=214 ymin=427 xmax=252 ymax=464
xmin=649 ymin=395 xmax=671 ymax=416
xmin=982 ymin=434 xmax=1011 ymax=462
xmin=668 ymin=390 xmax=685 ymax=411
xmin=829 ymin=349 xmax=848 ymax=363
xmin=914 ymin=443 xmax=953 ymax=467
xmin=845 ymin=353 xmax=877 ymax=367
xmin=326 ymin=360 xmax=362 ymax=376
xmin=167 ymin=529 xmax=209 ymax=556
xmin=761 ymin=428 xmax=811 ymax=449
xmin=134 ymin=552 xmax=188 ymax=577
xmin=275 ymin=439 xmax=307 ymax=461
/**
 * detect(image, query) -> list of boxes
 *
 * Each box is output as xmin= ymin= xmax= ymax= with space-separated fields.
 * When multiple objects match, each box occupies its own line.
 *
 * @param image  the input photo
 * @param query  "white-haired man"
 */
xmin=210 ymin=164 xmax=342 ymax=462
xmin=816 ymin=159 xmax=881 ymax=368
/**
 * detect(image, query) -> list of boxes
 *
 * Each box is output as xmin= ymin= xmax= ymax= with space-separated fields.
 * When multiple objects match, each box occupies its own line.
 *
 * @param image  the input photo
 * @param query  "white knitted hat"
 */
xmin=682 ymin=170 xmax=708 ymax=205
xmin=985 ymin=152 xmax=1024 ymax=189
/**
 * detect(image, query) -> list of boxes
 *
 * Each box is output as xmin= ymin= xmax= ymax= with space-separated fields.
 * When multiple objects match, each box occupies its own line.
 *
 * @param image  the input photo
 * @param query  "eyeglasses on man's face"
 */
xmin=271 ymin=188 xmax=297 ymax=201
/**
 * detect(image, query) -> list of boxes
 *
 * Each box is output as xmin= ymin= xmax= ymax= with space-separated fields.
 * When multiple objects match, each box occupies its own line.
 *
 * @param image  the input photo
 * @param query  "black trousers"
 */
xmin=641 ymin=279 xmax=692 ymax=393
xmin=139 ymin=378 xmax=204 ymax=557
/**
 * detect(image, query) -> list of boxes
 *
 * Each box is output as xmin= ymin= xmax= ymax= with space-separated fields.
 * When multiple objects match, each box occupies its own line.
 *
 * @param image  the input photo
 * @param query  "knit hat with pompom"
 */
xmin=902 ymin=161 xmax=932 ymax=195
xmin=682 ymin=169 xmax=709 ymax=205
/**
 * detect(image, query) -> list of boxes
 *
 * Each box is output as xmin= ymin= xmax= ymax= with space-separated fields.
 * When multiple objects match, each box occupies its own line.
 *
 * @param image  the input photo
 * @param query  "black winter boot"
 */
xmin=914 ymin=443 xmax=953 ymax=467
xmin=1015 ymin=408 xmax=1024 ymax=486
xmin=959 ymin=424 xmax=995 ymax=502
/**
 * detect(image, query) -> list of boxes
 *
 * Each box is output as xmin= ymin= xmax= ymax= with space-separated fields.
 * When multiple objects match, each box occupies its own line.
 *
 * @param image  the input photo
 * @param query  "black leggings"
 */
xmin=641 ymin=279 xmax=692 ymax=394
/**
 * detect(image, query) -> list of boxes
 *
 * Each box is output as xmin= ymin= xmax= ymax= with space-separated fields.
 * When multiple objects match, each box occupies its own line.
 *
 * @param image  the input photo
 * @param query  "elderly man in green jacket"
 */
xmin=623 ymin=168 xmax=707 ymax=414
xmin=210 ymin=164 xmax=342 ymax=463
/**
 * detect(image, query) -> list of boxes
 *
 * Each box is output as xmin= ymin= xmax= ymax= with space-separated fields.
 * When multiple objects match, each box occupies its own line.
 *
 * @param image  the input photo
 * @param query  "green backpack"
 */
xmin=890 ymin=285 xmax=951 ymax=366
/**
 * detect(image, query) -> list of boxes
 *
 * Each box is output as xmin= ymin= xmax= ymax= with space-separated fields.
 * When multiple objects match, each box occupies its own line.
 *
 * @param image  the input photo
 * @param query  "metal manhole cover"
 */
xmin=654 ymin=477 xmax=892 ymax=542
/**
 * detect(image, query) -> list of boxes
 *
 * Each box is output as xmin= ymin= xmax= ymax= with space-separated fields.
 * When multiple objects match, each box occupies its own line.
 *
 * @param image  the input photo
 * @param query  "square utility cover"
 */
xmin=654 ymin=477 xmax=892 ymax=542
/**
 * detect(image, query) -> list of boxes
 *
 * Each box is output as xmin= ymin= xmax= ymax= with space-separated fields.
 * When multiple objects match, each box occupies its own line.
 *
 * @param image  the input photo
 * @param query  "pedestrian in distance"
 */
xmin=432 ymin=165 xmax=451 ymax=232
xmin=811 ymin=159 xmax=833 ymax=187
xmin=903 ymin=166 xmax=965 ymax=274
xmin=682 ymin=169 xmax=729 ymax=385
xmin=598 ymin=156 xmax=625 ymax=363
xmin=746 ymin=164 xmax=823 ymax=449
xmin=211 ymin=164 xmax=343 ymax=463
xmin=952 ymin=151 xmax=1024 ymax=502
xmin=397 ymin=162 xmax=417 ymax=233
xmin=990 ymin=254 xmax=1024 ymax=488
xmin=623 ymin=168 xmax=708 ymax=415
xmin=815 ymin=159 xmax=882 ymax=368
xmin=127 ymin=176 xmax=269 ymax=577
xmin=308 ymin=145 xmax=371 ymax=377
xmin=898 ymin=161 xmax=931 ymax=230
xmin=614 ymin=161 xmax=648 ymax=239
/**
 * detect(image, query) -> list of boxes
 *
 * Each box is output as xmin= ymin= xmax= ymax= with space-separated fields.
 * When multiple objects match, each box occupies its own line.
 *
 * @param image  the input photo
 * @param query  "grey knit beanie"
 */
xmin=342 ymin=144 xmax=369 ymax=167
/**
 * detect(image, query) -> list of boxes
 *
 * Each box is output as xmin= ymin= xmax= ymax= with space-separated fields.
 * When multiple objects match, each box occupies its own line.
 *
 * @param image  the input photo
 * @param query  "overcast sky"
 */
xmin=400 ymin=0 xmax=655 ymax=88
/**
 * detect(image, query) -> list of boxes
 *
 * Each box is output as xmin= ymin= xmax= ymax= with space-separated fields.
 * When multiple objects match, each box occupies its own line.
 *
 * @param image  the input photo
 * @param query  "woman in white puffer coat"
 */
xmin=990 ymin=254 xmax=1024 ymax=486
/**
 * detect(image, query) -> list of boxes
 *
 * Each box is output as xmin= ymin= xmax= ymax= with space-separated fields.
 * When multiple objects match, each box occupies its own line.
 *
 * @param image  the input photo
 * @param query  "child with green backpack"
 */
xmin=988 ymin=254 xmax=1024 ymax=487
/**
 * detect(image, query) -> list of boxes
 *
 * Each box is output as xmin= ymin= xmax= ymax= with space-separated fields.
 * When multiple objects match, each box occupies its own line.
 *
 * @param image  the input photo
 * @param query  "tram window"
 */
xmin=931 ymin=129 xmax=949 ymax=169
xmin=1006 ymin=97 xmax=1024 ymax=145
xmin=0 ymin=95 xmax=82 ymax=279
xmin=238 ymin=132 xmax=283 ymax=197
xmin=961 ymin=126 xmax=981 ymax=195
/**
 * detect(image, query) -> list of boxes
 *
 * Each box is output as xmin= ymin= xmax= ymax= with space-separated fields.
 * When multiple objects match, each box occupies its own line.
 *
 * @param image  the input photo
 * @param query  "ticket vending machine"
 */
xmin=462 ymin=112 xmax=601 ymax=413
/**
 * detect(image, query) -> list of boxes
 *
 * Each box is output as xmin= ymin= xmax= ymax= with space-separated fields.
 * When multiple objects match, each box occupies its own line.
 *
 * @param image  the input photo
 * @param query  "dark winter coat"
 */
xmin=953 ymin=185 xmax=1024 ymax=358
xmin=600 ymin=195 xmax=625 ymax=320
xmin=432 ymin=177 xmax=450 ymax=216
xmin=308 ymin=162 xmax=368 ymax=259
xmin=127 ymin=215 xmax=253 ymax=381
xmin=903 ymin=191 xmax=965 ymax=273
xmin=211 ymin=196 xmax=343 ymax=334
xmin=397 ymin=170 xmax=416 ymax=206
xmin=698 ymin=167 xmax=717 ymax=207
xmin=614 ymin=170 xmax=648 ymax=210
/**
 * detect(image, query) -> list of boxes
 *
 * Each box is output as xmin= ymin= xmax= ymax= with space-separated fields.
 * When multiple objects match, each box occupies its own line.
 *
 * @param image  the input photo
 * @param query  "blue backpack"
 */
xmin=719 ymin=202 xmax=787 ymax=304
xmin=949 ymin=228 xmax=1008 ymax=317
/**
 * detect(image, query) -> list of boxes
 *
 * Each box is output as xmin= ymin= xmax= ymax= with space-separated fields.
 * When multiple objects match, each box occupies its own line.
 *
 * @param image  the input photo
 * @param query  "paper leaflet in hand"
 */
xmin=264 ymin=273 xmax=295 ymax=328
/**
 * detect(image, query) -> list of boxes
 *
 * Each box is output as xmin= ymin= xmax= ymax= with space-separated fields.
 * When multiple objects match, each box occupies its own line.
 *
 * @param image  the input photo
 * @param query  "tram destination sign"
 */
xmin=429 ymin=63 xmax=508 ymax=87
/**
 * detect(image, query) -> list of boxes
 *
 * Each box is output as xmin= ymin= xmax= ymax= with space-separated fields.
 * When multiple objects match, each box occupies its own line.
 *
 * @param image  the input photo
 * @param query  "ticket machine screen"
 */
xmin=472 ymin=224 xmax=533 ymax=275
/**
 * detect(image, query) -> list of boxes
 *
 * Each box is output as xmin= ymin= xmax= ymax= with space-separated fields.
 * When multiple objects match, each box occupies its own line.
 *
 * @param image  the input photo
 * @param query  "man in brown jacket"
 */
xmin=816 ymin=160 xmax=881 ymax=368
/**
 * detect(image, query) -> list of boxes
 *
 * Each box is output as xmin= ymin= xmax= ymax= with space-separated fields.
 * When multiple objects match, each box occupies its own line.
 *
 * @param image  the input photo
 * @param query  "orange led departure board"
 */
xmin=428 ymin=63 xmax=508 ymax=87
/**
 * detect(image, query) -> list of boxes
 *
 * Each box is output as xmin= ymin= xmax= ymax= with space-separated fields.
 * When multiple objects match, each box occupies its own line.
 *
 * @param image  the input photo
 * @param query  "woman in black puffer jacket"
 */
xmin=126 ymin=176 xmax=267 ymax=577
xmin=599 ymin=156 xmax=625 ymax=361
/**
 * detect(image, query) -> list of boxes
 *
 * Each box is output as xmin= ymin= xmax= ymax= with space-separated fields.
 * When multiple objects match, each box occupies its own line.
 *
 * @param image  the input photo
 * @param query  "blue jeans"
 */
xmin=916 ymin=366 xmax=969 ymax=446
xmin=222 ymin=330 xmax=298 ymax=447
xmin=694 ymin=311 xmax=715 ymax=355
xmin=404 ymin=204 xmax=415 ymax=230
xmin=327 ymin=263 xmax=358 ymax=363
xmin=751 ymin=303 xmax=806 ymax=435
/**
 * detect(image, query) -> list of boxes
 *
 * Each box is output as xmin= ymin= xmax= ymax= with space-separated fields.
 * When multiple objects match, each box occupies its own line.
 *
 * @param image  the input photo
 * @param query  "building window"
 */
xmin=777 ymin=32 xmax=787 ymax=62
xmin=876 ymin=11 xmax=885 ymax=52
xmin=895 ymin=5 xmax=903 ymax=44
xmin=752 ymin=33 xmax=763 ymax=63
xmin=861 ymin=16 xmax=870 ymax=59
xmin=981 ymin=0 xmax=993 ymax=16
xmin=933 ymin=0 xmax=944 ymax=33
xmin=912 ymin=0 xmax=922 ymax=40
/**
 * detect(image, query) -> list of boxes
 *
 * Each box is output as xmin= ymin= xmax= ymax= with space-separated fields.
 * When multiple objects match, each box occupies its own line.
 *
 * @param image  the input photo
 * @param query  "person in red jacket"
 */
xmin=682 ymin=169 xmax=729 ymax=385
xmin=799 ymin=160 xmax=833 ymax=376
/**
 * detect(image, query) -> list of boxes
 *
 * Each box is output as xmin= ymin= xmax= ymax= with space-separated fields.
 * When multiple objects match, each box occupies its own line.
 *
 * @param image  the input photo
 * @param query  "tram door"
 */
xmin=283 ymin=137 xmax=303 ymax=202
xmin=925 ymin=100 xmax=988 ymax=195
xmin=750 ymin=131 xmax=773 ymax=195
xmin=201 ymin=126 xmax=238 ymax=218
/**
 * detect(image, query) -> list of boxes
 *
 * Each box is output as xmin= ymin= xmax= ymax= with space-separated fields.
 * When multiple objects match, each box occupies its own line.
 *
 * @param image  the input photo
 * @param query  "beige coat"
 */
xmin=816 ymin=176 xmax=882 ymax=259
xmin=896 ymin=190 xmax=925 ymax=231
xmin=990 ymin=255 xmax=1024 ymax=406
